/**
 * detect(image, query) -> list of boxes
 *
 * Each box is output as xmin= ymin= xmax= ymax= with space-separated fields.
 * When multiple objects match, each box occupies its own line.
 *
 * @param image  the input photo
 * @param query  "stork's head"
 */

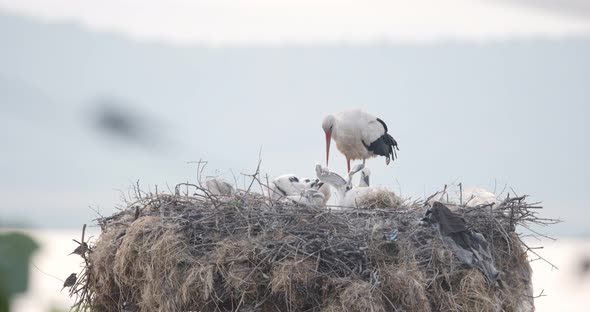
xmin=360 ymin=168 xmax=371 ymax=187
xmin=322 ymin=115 xmax=336 ymax=166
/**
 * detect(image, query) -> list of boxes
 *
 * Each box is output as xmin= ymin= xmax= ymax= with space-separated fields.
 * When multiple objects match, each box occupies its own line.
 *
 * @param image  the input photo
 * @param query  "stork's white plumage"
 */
xmin=270 ymin=174 xmax=305 ymax=200
xmin=322 ymin=109 xmax=399 ymax=172
xmin=300 ymin=177 xmax=312 ymax=185
xmin=285 ymin=182 xmax=331 ymax=207
xmin=359 ymin=168 xmax=371 ymax=187
xmin=271 ymin=172 xmax=331 ymax=207
xmin=347 ymin=163 xmax=370 ymax=187
xmin=463 ymin=187 xmax=499 ymax=207
xmin=302 ymin=178 xmax=332 ymax=201
xmin=204 ymin=177 xmax=235 ymax=196
xmin=316 ymin=164 xmax=397 ymax=208
xmin=426 ymin=185 xmax=499 ymax=208
xmin=341 ymin=187 xmax=383 ymax=208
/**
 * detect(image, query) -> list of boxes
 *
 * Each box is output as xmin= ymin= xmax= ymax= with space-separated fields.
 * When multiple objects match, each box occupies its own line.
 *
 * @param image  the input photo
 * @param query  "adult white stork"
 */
xmin=322 ymin=109 xmax=399 ymax=172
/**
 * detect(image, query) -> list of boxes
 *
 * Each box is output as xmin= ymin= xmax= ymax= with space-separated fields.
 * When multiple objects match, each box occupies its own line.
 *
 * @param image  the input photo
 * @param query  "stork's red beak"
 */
xmin=325 ymin=130 xmax=331 ymax=167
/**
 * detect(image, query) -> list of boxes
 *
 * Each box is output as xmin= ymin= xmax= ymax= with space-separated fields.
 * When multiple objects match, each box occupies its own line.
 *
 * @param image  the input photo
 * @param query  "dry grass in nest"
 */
xmin=213 ymin=239 xmax=262 ymax=298
xmin=332 ymin=280 xmax=386 ymax=312
xmin=456 ymin=270 xmax=500 ymax=312
xmin=270 ymin=259 xmax=319 ymax=309
xmin=69 ymin=167 xmax=556 ymax=312
xmin=378 ymin=262 xmax=431 ymax=312
xmin=356 ymin=190 xmax=402 ymax=209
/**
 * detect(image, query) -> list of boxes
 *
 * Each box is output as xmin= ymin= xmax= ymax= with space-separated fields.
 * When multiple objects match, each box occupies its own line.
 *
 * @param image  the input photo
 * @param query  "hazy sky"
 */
xmin=0 ymin=0 xmax=589 ymax=44
xmin=0 ymin=3 xmax=588 ymax=237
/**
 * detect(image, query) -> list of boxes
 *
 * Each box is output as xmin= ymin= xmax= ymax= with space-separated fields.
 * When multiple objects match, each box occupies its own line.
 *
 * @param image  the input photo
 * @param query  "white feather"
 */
xmin=359 ymin=168 xmax=371 ymax=187
xmin=285 ymin=189 xmax=327 ymax=207
xmin=316 ymin=164 xmax=396 ymax=208
xmin=330 ymin=109 xmax=386 ymax=161
xmin=270 ymin=174 xmax=305 ymax=200
xmin=204 ymin=177 xmax=235 ymax=196
xmin=270 ymin=170 xmax=331 ymax=207
xmin=463 ymin=187 xmax=499 ymax=207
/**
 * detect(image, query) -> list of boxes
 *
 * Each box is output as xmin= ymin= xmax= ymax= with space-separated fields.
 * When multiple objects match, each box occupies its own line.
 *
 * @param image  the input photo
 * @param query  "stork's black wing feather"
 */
xmin=362 ymin=118 xmax=399 ymax=163
xmin=376 ymin=118 xmax=388 ymax=132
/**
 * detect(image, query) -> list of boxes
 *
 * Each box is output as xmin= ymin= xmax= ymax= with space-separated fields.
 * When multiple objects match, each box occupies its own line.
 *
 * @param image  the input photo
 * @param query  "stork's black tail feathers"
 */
xmin=384 ymin=133 xmax=399 ymax=164
xmin=363 ymin=133 xmax=399 ymax=165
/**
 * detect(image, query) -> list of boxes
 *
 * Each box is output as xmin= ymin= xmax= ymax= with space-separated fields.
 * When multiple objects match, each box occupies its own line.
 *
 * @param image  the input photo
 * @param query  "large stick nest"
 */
xmin=71 ymin=177 xmax=556 ymax=312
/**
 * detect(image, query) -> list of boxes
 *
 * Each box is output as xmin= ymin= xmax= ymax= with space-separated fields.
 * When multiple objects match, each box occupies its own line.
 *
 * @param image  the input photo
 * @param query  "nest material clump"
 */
xmin=75 ymin=183 xmax=551 ymax=312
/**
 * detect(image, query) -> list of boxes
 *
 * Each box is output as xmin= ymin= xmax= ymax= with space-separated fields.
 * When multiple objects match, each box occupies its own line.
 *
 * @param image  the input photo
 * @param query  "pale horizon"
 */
xmin=0 ymin=0 xmax=589 ymax=46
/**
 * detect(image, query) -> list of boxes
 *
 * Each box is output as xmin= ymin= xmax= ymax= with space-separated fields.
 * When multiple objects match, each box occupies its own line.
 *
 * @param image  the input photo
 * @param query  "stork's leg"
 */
xmin=363 ymin=159 xmax=366 ymax=166
xmin=347 ymin=158 xmax=351 ymax=173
